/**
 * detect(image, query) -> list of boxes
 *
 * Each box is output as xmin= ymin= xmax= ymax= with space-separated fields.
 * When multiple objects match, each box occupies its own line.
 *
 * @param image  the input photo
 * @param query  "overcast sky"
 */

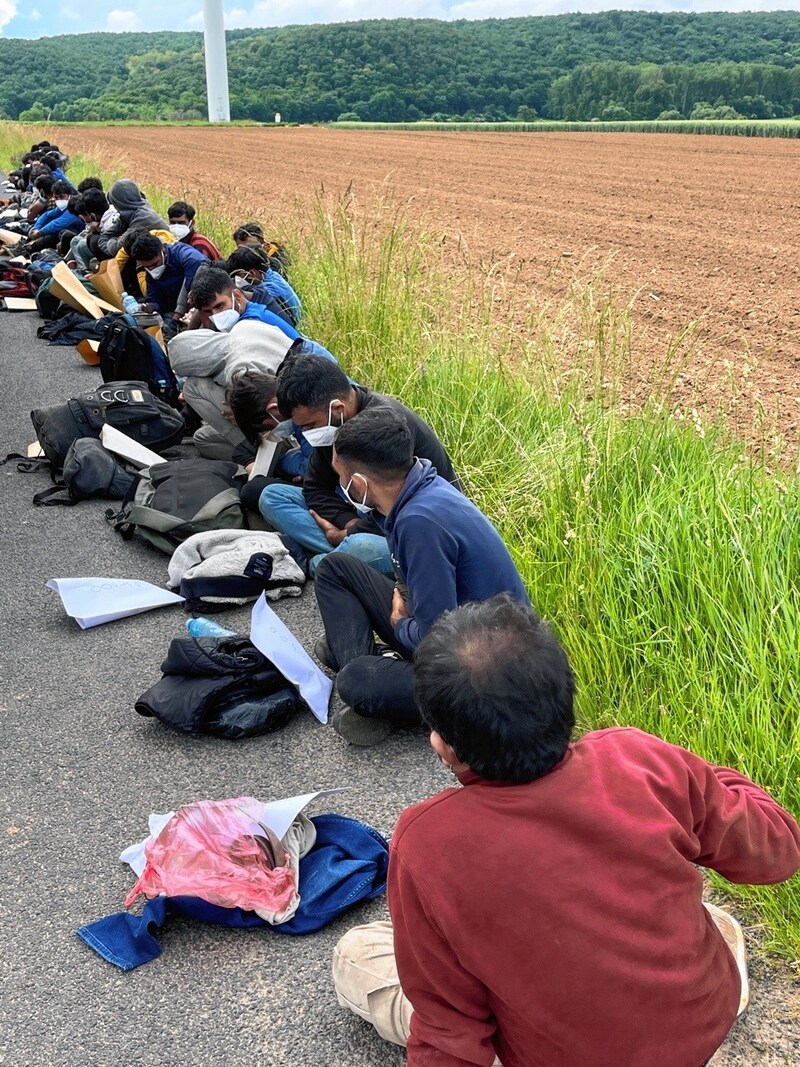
xmin=0 ymin=0 xmax=791 ymax=38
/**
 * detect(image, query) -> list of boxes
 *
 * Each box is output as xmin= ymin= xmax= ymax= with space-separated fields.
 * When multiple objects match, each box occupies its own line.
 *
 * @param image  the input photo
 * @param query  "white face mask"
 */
xmin=302 ymin=401 xmax=344 ymax=448
xmin=232 ymin=275 xmax=250 ymax=289
xmin=211 ymin=307 xmax=241 ymax=332
xmin=55 ymin=199 xmax=68 ymax=210
xmin=169 ymin=223 xmax=191 ymax=240
xmin=147 ymin=261 xmax=166 ymax=280
xmin=342 ymin=473 xmax=373 ymax=514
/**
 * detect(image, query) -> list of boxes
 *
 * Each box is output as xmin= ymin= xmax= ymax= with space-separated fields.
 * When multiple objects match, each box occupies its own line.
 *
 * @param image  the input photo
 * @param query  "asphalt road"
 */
xmin=0 ymin=309 xmax=440 ymax=1066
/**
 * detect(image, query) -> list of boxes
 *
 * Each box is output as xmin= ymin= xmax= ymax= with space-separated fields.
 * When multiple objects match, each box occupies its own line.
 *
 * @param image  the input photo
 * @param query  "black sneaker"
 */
xmin=314 ymin=639 xmax=338 ymax=672
xmin=331 ymin=705 xmax=393 ymax=747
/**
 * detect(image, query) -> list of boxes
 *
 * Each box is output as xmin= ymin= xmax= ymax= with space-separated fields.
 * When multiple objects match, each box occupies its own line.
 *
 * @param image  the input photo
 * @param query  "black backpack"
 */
xmin=31 ymin=381 xmax=185 ymax=471
xmin=98 ymin=316 xmax=178 ymax=406
xmin=32 ymin=438 xmax=137 ymax=506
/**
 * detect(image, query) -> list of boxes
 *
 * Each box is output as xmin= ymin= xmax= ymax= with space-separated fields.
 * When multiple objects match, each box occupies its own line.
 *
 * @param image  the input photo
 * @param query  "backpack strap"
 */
xmin=33 ymin=484 xmax=76 ymax=507
xmin=0 ymin=452 xmax=51 ymax=473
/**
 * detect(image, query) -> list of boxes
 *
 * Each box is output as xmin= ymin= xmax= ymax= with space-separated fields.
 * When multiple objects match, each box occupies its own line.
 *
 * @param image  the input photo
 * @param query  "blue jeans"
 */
xmin=259 ymin=483 xmax=393 ymax=578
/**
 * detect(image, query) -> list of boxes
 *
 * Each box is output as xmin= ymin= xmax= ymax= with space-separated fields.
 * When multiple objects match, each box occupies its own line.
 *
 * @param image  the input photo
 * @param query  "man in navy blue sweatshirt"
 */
xmin=314 ymin=406 xmax=530 ymax=746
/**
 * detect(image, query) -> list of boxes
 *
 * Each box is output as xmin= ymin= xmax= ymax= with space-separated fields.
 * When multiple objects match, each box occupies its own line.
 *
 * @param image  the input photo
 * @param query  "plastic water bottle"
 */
xmin=186 ymin=618 xmax=236 ymax=638
xmin=122 ymin=292 xmax=141 ymax=315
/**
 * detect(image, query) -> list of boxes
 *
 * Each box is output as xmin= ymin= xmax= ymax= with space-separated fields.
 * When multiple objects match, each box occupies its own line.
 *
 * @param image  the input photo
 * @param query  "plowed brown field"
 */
xmin=57 ymin=126 xmax=800 ymax=444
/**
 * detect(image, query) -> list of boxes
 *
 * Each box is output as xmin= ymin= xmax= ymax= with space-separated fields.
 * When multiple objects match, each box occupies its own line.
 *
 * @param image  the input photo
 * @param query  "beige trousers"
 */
xmin=333 ymin=921 xmax=502 ymax=1063
xmin=332 ymin=907 xmax=747 ymax=1061
xmin=332 ymin=921 xmax=413 ymax=1047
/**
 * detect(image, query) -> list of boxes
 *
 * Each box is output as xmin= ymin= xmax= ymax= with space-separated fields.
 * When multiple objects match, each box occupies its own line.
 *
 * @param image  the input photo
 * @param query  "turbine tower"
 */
xmin=203 ymin=0 xmax=231 ymax=123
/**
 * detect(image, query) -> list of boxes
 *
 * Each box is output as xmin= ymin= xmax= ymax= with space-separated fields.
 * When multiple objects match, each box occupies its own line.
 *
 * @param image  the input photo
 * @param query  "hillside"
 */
xmin=3 ymin=12 xmax=800 ymax=124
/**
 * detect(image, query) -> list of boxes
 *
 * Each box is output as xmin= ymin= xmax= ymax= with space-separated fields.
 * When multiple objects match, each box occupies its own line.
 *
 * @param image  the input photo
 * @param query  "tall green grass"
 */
xmin=3 ymin=124 xmax=799 ymax=955
xmin=294 ymin=199 xmax=800 ymax=953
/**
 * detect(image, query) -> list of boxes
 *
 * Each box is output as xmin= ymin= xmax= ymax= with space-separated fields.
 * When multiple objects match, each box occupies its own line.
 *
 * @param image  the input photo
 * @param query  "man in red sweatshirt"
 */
xmin=332 ymin=595 xmax=800 ymax=1067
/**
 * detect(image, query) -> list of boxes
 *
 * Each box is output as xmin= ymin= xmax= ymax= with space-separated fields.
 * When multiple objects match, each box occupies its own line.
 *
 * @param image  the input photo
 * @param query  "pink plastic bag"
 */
xmin=124 ymin=796 xmax=297 ymax=918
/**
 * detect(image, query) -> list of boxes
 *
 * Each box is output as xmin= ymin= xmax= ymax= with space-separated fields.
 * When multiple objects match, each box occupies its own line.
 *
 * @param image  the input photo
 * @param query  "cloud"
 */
xmin=28 ymin=7 xmax=41 ymax=20
xmin=106 ymin=8 xmax=142 ymax=31
xmin=0 ymin=1 xmax=16 ymax=33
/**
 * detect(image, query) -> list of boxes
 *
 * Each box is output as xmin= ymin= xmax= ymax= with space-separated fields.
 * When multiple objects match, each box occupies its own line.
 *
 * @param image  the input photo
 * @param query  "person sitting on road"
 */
xmin=168 ymin=318 xmax=299 ymax=462
xmin=232 ymin=221 xmax=290 ymax=278
xmin=225 ymin=366 xmax=335 ymax=507
xmin=131 ymin=232 xmax=207 ymax=335
xmin=227 ymin=245 xmax=302 ymax=327
xmin=260 ymin=357 xmax=460 ymax=584
xmin=15 ymin=186 xmax=84 ymax=256
xmin=167 ymin=200 xmax=222 ymax=260
xmin=333 ymin=593 xmax=800 ymax=1065
xmin=314 ymin=407 xmax=526 ymax=745
xmin=186 ymin=266 xmax=299 ymax=339
xmin=76 ymin=176 xmax=104 ymax=194
xmin=223 ymin=369 xmax=317 ymax=510
xmin=87 ymin=178 xmax=167 ymax=261
xmin=39 ymin=151 xmax=74 ymax=190
xmin=67 ymin=189 xmax=110 ymax=271
xmin=24 ymin=172 xmax=55 ymax=225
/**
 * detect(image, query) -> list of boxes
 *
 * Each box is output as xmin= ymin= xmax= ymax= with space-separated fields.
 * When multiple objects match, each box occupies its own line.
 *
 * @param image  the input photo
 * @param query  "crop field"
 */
xmin=49 ymin=124 xmax=800 ymax=447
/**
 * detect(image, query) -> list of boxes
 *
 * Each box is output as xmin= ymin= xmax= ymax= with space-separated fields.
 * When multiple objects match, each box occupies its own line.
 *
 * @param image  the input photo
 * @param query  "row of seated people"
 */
xmin=7 ymin=157 xmax=799 ymax=1066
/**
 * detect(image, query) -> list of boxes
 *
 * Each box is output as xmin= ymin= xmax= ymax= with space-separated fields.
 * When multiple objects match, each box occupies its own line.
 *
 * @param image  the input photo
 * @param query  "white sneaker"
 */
xmin=703 ymin=901 xmax=750 ymax=1017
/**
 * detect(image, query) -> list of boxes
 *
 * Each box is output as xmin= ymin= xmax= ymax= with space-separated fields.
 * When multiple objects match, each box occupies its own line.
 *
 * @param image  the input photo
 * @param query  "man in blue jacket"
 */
xmin=15 ymin=186 xmax=84 ymax=256
xmin=314 ymin=406 xmax=530 ymax=746
xmin=131 ymin=232 xmax=207 ymax=331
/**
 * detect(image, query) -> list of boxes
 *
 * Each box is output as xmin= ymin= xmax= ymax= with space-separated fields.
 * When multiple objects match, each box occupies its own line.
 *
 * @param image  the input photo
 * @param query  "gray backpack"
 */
xmin=33 ymin=439 xmax=137 ymax=506
xmin=109 ymin=457 xmax=247 ymax=554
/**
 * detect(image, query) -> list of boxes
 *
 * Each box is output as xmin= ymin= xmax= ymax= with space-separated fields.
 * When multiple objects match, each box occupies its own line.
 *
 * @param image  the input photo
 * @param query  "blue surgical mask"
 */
xmin=342 ymin=473 xmax=373 ymax=514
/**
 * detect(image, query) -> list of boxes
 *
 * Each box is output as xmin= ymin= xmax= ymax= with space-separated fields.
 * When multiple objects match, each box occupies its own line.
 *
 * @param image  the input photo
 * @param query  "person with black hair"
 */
xmin=77 ymin=176 xmax=104 ymax=194
xmin=312 ymin=406 xmax=525 ymax=744
xmin=15 ymin=185 xmax=84 ymax=255
xmin=189 ymin=266 xmax=299 ymax=338
xmin=38 ymin=153 xmax=75 ymax=191
xmin=24 ymin=172 xmax=56 ymax=225
xmin=232 ymin=222 xmax=291 ymax=278
xmin=68 ymin=188 xmax=110 ymax=271
xmin=131 ymin=232 xmax=206 ymax=329
xmin=167 ymin=200 xmax=221 ymax=260
xmin=232 ymin=222 xmax=265 ymax=247
xmin=260 ymin=357 xmax=459 ymax=582
xmin=227 ymin=245 xmax=302 ymax=326
xmin=333 ymin=596 xmax=800 ymax=1067
xmin=223 ymin=369 xmax=313 ymax=501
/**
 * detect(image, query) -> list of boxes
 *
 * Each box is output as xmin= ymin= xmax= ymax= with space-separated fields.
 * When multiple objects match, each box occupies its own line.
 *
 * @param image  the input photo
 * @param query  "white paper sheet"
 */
xmin=100 ymin=424 xmax=164 ymax=469
xmin=119 ymin=789 xmax=348 ymax=874
xmin=256 ymin=788 xmax=348 ymax=839
xmin=2 ymin=297 xmax=37 ymax=311
xmin=46 ymin=577 xmax=184 ymax=629
xmin=248 ymin=438 xmax=278 ymax=480
xmin=250 ymin=594 xmax=333 ymax=723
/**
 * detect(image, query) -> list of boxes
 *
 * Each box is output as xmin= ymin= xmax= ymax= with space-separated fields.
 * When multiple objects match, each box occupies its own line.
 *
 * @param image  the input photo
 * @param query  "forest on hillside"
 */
xmin=3 ymin=11 xmax=800 ymax=125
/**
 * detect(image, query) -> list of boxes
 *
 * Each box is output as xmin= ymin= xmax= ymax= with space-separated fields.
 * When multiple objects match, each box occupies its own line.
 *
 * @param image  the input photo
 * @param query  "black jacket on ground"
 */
xmin=302 ymin=385 xmax=460 ymax=532
xmin=135 ymin=636 xmax=293 ymax=735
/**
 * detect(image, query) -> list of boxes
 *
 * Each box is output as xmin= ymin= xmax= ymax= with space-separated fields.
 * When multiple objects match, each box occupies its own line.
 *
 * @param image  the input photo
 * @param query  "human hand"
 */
xmin=390 ymin=587 xmax=409 ymax=628
xmin=310 ymin=510 xmax=348 ymax=547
